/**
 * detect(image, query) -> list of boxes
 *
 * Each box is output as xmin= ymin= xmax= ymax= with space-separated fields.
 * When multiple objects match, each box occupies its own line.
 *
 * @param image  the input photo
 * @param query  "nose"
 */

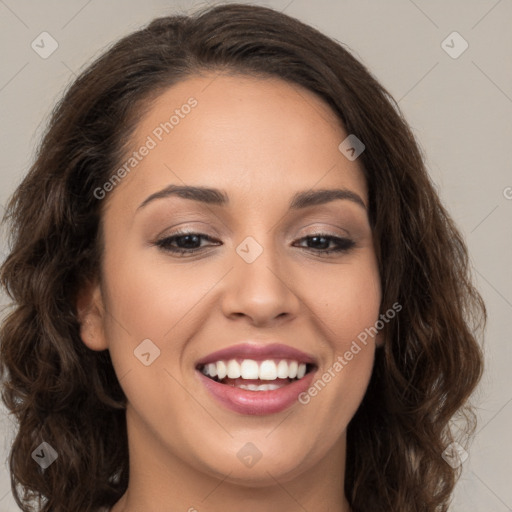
xmin=220 ymin=238 xmax=301 ymax=327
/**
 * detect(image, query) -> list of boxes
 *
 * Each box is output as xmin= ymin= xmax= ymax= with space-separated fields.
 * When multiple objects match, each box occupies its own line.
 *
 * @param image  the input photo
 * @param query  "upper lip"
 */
xmin=195 ymin=342 xmax=318 ymax=368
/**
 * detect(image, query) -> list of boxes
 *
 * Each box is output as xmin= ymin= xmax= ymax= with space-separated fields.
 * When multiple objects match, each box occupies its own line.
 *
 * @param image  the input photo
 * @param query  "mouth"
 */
xmin=197 ymin=359 xmax=317 ymax=391
xmin=196 ymin=356 xmax=318 ymax=415
xmin=195 ymin=342 xmax=318 ymax=414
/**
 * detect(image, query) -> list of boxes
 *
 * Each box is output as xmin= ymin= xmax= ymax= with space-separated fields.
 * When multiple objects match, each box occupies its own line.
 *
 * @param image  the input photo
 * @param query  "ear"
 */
xmin=76 ymin=277 xmax=108 ymax=351
xmin=375 ymin=332 xmax=385 ymax=348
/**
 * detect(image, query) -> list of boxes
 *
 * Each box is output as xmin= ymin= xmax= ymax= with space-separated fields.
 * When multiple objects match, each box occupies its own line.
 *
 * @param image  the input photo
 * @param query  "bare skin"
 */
xmin=77 ymin=73 xmax=381 ymax=512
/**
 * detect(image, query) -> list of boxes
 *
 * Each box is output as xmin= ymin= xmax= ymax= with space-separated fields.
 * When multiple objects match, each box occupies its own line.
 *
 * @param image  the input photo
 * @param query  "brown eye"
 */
xmin=155 ymin=231 xmax=220 ymax=256
xmin=293 ymin=234 xmax=355 ymax=256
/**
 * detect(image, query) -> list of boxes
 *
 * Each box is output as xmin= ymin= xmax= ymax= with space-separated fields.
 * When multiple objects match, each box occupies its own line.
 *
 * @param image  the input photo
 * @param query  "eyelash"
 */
xmin=154 ymin=229 xmax=355 ymax=257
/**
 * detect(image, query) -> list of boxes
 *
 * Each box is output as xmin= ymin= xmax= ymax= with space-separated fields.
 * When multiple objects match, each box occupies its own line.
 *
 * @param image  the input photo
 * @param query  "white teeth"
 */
xmin=201 ymin=358 xmax=311 ymax=381
xmin=259 ymin=360 xmax=277 ymax=380
xmin=207 ymin=363 xmax=217 ymax=378
xmin=288 ymin=361 xmax=298 ymax=378
xmin=240 ymin=359 xmax=259 ymax=379
xmin=238 ymin=383 xmax=281 ymax=391
xmin=216 ymin=360 xmax=227 ymax=380
xmin=226 ymin=360 xmax=241 ymax=379
xmin=276 ymin=360 xmax=289 ymax=379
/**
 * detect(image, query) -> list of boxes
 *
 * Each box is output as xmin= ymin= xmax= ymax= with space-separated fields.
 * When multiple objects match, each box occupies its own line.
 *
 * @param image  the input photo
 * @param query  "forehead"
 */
xmin=106 ymin=72 xmax=368 ymax=213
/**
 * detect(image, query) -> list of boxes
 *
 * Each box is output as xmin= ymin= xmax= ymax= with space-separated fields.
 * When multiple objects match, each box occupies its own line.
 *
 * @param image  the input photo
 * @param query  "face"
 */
xmin=78 ymin=73 xmax=382 ymax=494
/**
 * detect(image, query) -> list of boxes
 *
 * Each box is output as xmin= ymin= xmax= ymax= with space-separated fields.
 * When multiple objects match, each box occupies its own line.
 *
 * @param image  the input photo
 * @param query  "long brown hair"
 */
xmin=0 ymin=3 xmax=485 ymax=511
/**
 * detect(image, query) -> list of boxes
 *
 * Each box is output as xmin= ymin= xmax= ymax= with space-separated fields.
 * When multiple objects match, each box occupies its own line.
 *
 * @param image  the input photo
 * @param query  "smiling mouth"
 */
xmin=197 ymin=359 xmax=316 ymax=391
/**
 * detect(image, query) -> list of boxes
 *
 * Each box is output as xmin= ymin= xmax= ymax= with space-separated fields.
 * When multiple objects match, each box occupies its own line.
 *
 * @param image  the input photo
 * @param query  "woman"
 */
xmin=0 ymin=3 xmax=485 ymax=511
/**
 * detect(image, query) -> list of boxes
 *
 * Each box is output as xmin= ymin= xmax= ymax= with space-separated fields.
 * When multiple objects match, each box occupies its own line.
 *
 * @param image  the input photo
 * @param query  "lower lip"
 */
xmin=197 ymin=370 xmax=316 ymax=415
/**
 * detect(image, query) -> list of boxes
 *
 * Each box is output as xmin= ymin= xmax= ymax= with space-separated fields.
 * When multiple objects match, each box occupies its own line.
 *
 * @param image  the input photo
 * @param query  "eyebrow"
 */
xmin=137 ymin=184 xmax=367 ymax=212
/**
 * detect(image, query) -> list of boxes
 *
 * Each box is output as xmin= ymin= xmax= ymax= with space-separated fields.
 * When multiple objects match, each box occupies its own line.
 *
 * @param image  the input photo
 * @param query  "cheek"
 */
xmin=101 ymin=248 xmax=216 ymax=342
xmin=306 ymin=253 xmax=382 ymax=344
xmin=99 ymin=252 xmax=208 ymax=423
xmin=296 ymin=254 xmax=380 ymax=417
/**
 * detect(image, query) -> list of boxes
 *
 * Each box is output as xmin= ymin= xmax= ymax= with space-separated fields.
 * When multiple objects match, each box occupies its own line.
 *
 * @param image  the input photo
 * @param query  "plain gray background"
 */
xmin=0 ymin=0 xmax=511 ymax=510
